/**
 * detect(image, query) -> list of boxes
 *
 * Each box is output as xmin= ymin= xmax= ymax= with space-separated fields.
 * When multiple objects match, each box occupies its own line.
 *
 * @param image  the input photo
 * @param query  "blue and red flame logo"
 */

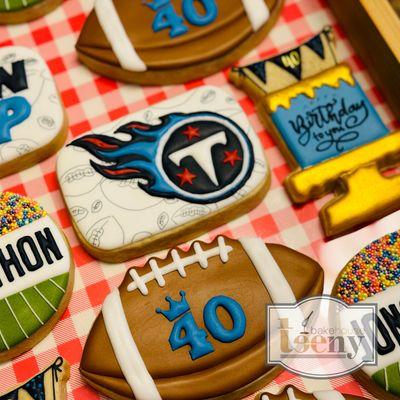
xmin=70 ymin=112 xmax=254 ymax=203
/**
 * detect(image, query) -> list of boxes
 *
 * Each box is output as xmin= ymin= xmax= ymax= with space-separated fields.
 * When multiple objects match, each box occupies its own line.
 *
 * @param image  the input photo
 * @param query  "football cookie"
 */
xmin=57 ymin=86 xmax=270 ymax=262
xmin=80 ymin=236 xmax=324 ymax=400
xmin=0 ymin=46 xmax=67 ymax=178
xmin=0 ymin=0 xmax=63 ymax=24
xmin=0 ymin=192 xmax=74 ymax=362
xmin=332 ymin=230 xmax=400 ymax=400
xmin=0 ymin=357 xmax=69 ymax=400
xmin=230 ymin=27 xmax=400 ymax=238
xmin=256 ymin=386 xmax=366 ymax=400
xmin=76 ymin=0 xmax=284 ymax=85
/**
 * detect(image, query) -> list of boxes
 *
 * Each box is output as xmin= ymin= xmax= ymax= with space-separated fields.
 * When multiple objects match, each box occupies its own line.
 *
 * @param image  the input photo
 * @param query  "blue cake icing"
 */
xmin=271 ymin=79 xmax=389 ymax=168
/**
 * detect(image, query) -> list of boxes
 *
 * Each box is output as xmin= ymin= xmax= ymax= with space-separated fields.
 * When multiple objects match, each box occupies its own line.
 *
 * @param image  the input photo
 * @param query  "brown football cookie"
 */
xmin=256 ymin=385 xmax=366 ymax=400
xmin=0 ymin=192 xmax=74 ymax=362
xmin=0 ymin=357 xmax=69 ymax=400
xmin=76 ymin=0 xmax=284 ymax=85
xmin=332 ymin=230 xmax=400 ymax=400
xmin=0 ymin=0 xmax=63 ymax=24
xmin=80 ymin=236 xmax=324 ymax=400
xmin=0 ymin=46 xmax=67 ymax=178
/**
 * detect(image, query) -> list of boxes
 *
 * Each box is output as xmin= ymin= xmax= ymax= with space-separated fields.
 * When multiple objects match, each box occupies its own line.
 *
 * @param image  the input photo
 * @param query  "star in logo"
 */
xmin=223 ymin=149 xmax=242 ymax=166
xmin=177 ymin=168 xmax=197 ymax=186
xmin=182 ymin=125 xmax=200 ymax=140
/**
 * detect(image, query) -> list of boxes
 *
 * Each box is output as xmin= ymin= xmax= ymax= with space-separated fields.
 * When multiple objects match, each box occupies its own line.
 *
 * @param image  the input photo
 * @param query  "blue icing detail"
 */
xmin=156 ymin=290 xmax=190 ymax=321
xmin=0 ymin=96 xmax=31 ymax=145
xmin=183 ymin=0 xmax=218 ymax=26
xmin=271 ymin=79 xmax=389 ymax=168
xmin=151 ymin=3 xmax=188 ymax=38
xmin=169 ymin=312 xmax=215 ymax=360
xmin=203 ymin=295 xmax=246 ymax=343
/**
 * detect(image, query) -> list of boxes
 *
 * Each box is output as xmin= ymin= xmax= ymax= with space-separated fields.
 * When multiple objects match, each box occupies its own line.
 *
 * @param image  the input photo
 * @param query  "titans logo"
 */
xmin=70 ymin=112 xmax=254 ymax=204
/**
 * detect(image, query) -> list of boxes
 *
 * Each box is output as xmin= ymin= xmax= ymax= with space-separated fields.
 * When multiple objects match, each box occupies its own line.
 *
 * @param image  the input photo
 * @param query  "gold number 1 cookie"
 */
xmin=230 ymin=26 xmax=400 ymax=238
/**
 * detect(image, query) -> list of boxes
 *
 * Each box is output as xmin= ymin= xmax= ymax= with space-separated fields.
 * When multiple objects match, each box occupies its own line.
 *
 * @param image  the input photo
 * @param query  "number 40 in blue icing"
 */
xmin=0 ymin=96 xmax=31 ymax=145
xmin=157 ymin=291 xmax=246 ymax=360
xmin=146 ymin=0 xmax=218 ymax=38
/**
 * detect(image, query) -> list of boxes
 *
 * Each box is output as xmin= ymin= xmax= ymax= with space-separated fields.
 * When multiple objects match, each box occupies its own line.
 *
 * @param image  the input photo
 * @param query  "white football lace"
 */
xmin=127 ymin=237 xmax=233 ymax=295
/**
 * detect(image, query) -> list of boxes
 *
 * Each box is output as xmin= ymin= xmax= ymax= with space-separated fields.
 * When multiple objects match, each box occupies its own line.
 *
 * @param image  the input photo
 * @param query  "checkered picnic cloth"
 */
xmin=0 ymin=0 xmax=398 ymax=398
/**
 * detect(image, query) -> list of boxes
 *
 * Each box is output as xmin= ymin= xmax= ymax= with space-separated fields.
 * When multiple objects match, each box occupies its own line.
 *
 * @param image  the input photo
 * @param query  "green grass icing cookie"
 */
xmin=0 ymin=0 xmax=42 ymax=12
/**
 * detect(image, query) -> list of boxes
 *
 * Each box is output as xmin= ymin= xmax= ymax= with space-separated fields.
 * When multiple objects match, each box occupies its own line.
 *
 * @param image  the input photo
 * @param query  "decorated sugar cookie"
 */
xmin=0 ymin=192 xmax=74 ymax=362
xmin=76 ymin=0 xmax=284 ymax=85
xmin=256 ymin=386 xmax=365 ymax=399
xmin=0 ymin=47 xmax=67 ymax=178
xmin=230 ymin=27 xmax=400 ymax=238
xmin=80 ymin=236 xmax=324 ymax=400
xmin=0 ymin=357 xmax=69 ymax=400
xmin=0 ymin=0 xmax=63 ymax=24
xmin=57 ymin=86 xmax=270 ymax=262
xmin=332 ymin=231 xmax=400 ymax=400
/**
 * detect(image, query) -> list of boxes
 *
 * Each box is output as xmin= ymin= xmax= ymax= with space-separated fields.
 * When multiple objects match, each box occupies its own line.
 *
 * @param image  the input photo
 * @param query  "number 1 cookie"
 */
xmin=0 ymin=0 xmax=63 ymax=24
xmin=0 ymin=192 xmax=74 ymax=362
xmin=76 ymin=0 xmax=284 ymax=85
xmin=57 ymin=86 xmax=270 ymax=262
xmin=0 ymin=46 xmax=67 ymax=178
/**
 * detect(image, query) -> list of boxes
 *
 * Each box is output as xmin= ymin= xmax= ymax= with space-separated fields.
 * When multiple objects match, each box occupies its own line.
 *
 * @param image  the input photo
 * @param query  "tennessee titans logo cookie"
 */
xmin=70 ymin=112 xmax=254 ymax=204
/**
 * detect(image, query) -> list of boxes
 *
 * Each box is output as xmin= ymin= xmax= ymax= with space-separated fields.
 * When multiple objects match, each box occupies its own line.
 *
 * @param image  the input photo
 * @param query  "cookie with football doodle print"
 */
xmin=0 ymin=46 xmax=67 ymax=178
xmin=57 ymin=86 xmax=270 ymax=262
xmin=256 ymin=386 xmax=366 ymax=399
xmin=332 ymin=230 xmax=400 ymax=400
xmin=0 ymin=357 xmax=69 ymax=400
xmin=76 ymin=0 xmax=284 ymax=85
xmin=0 ymin=192 xmax=74 ymax=362
xmin=0 ymin=0 xmax=63 ymax=25
xmin=80 ymin=236 xmax=324 ymax=400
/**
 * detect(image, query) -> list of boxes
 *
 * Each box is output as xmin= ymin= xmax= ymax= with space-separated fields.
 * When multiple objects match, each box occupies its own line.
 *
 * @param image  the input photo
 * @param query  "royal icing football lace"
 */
xmin=127 ymin=236 xmax=233 ymax=295
xmin=0 ymin=191 xmax=46 ymax=236
xmin=337 ymin=231 xmax=400 ymax=304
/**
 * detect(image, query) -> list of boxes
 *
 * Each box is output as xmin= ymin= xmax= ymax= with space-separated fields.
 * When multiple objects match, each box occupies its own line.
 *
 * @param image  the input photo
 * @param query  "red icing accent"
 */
xmin=127 ymin=122 xmax=150 ymax=130
xmin=182 ymin=126 xmax=200 ymax=140
xmin=103 ymin=168 xmax=139 ymax=176
xmin=223 ymin=149 xmax=242 ymax=166
xmin=83 ymin=137 xmax=118 ymax=150
xmin=177 ymin=168 xmax=196 ymax=186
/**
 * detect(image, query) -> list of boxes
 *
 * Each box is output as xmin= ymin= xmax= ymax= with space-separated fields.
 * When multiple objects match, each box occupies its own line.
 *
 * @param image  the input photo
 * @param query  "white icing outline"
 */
xmin=102 ymin=289 xmax=161 ymax=400
xmin=313 ymin=390 xmax=346 ymax=400
xmin=242 ymin=0 xmax=270 ymax=31
xmin=95 ymin=0 xmax=147 ymax=72
xmin=127 ymin=237 xmax=233 ymax=295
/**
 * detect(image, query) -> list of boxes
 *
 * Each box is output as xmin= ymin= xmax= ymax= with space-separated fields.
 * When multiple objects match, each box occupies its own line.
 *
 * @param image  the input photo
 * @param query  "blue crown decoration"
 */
xmin=156 ymin=290 xmax=190 ymax=321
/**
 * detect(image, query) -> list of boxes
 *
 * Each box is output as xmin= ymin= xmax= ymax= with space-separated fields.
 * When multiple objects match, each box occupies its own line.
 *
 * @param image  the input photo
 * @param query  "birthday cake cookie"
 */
xmin=80 ymin=236 xmax=324 ymax=400
xmin=57 ymin=86 xmax=270 ymax=262
xmin=230 ymin=27 xmax=400 ymax=238
xmin=0 ymin=46 xmax=67 ymax=178
xmin=0 ymin=357 xmax=69 ymax=400
xmin=0 ymin=192 xmax=74 ymax=362
xmin=76 ymin=0 xmax=284 ymax=85
xmin=0 ymin=0 xmax=63 ymax=24
xmin=332 ymin=231 xmax=400 ymax=400
xmin=256 ymin=386 xmax=365 ymax=400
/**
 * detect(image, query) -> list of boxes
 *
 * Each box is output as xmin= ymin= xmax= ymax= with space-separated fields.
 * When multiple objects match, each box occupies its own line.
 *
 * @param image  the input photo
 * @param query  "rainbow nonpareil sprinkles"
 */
xmin=337 ymin=231 xmax=400 ymax=304
xmin=0 ymin=192 xmax=46 ymax=236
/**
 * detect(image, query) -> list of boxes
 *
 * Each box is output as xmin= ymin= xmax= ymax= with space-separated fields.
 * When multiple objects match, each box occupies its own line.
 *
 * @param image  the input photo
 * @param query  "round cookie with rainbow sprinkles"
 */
xmin=0 ymin=192 xmax=74 ymax=362
xmin=332 ymin=230 xmax=400 ymax=399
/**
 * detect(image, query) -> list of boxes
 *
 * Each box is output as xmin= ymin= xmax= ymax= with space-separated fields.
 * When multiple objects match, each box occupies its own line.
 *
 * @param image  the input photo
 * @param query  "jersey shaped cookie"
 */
xmin=0 ymin=46 xmax=67 ymax=178
xmin=0 ymin=357 xmax=69 ymax=399
xmin=80 ymin=236 xmax=324 ymax=400
xmin=0 ymin=192 xmax=74 ymax=362
xmin=57 ymin=86 xmax=270 ymax=262
xmin=76 ymin=0 xmax=284 ymax=85
xmin=0 ymin=0 xmax=63 ymax=24
xmin=256 ymin=386 xmax=366 ymax=399
xmin=332 ymin=231 xmax=400 ymax=400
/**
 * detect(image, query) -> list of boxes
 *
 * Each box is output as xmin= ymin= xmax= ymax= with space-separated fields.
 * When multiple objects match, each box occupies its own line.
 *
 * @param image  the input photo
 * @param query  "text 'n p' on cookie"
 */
xmin=57 ymin=86 xmax=270 ymax=262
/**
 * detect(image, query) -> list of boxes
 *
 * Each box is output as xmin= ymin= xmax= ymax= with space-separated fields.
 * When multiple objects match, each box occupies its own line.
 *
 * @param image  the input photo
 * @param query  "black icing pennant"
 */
xmin=0 ymin=357 xmax=64 ymax=400
xmin=269 ymin=49 xmax=302 ymax=81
